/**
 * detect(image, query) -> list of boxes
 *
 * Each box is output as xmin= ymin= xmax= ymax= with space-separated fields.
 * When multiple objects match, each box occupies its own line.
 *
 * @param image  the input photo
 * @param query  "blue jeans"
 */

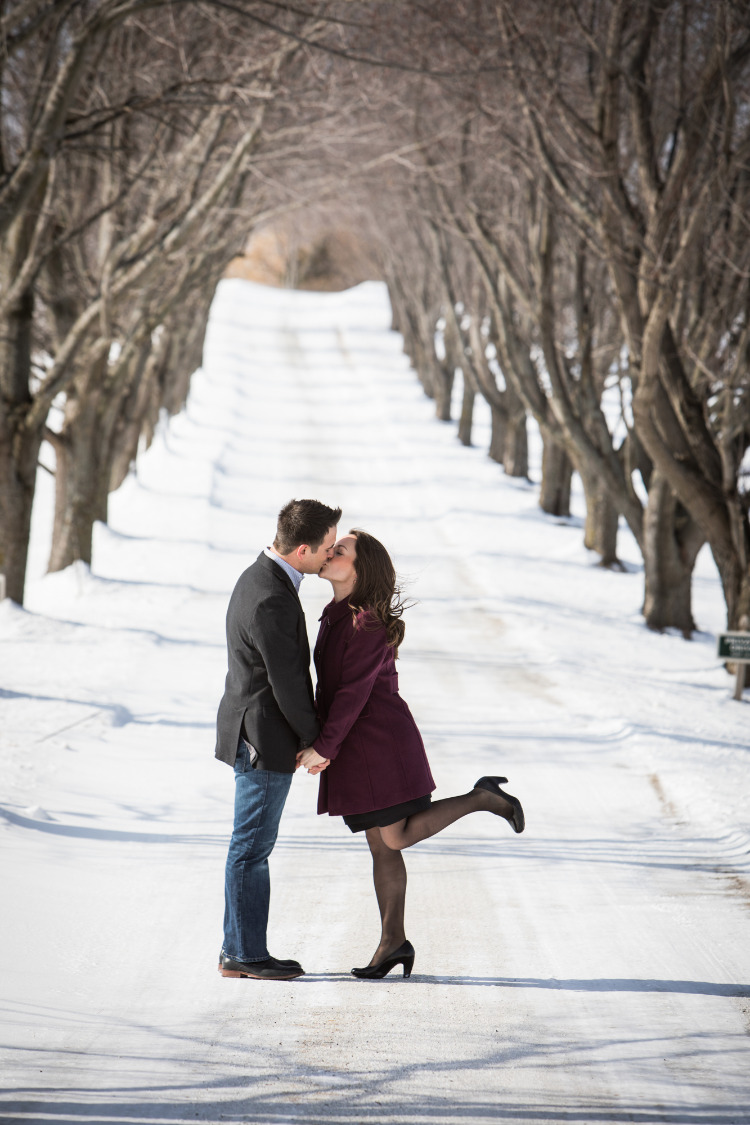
xmin=223 ymin=741 xmax=294 ymax=962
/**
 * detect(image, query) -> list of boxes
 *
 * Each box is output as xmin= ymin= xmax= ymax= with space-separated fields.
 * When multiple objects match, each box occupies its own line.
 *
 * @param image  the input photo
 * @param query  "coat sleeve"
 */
xmin=251 ymin=593 xmax=320 ymax=746
xmin=313 ymin=620 xmax=387 ymax=761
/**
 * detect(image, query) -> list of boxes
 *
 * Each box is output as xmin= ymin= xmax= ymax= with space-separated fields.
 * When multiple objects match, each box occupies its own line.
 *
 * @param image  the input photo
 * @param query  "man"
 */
xmin=216 ymin=498 xmax=341 ymax=980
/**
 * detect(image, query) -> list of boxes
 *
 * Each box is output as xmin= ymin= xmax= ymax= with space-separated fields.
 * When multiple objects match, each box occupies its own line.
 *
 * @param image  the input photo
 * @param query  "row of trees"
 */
xmin=0 ymin=0 xmax=338 ymax=602
xmin=355 ymin=0 xmax=750 ymax=635
xmin=2 ymin=0 xmax=749 ymax=639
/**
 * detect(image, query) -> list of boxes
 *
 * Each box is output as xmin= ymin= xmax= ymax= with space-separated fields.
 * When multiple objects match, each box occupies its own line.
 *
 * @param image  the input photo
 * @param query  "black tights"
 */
xmin=379 ymin=785 xmax=512 ymax=850
xmin=364 ymin=826 xmax=407 ymax=966
xmin=362 ymin=786 xmax=512 ymax=964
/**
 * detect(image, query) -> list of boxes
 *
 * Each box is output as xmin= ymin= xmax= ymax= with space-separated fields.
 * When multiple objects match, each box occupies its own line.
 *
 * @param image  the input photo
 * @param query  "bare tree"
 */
xmin=497 ymin=0 xmax=750 ymax=628
xmin=7 ymin=0 xmax=745 ymax=640
xmin=0 ymin=0 xmax=330 ymax=601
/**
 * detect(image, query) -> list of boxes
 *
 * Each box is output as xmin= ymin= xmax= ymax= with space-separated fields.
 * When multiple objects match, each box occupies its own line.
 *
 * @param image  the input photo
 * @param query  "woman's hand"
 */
xmin=296 ymin=747 xmax=330 ymax=775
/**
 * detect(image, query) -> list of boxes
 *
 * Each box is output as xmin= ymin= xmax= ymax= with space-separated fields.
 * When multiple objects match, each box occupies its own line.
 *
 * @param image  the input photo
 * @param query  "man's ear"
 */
xmin=295 ymin=543 xmax=309 ymax=559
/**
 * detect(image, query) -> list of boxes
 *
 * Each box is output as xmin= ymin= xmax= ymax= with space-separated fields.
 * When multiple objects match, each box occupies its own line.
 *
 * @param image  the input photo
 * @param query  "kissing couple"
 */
xmin=215 ymin=499 xmax=524 ymax=981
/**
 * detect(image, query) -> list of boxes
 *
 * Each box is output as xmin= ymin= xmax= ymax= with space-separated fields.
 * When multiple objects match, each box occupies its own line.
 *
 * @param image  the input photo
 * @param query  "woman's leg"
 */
xmin=363 ymin=826 xmax=407 ymax=964
xmin=379 ymin=786 xmax=515 ymax=851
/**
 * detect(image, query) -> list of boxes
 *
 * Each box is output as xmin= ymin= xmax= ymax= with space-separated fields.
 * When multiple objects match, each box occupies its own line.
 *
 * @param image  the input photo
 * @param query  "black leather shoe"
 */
xmin=351 ymin=940 xmax=415 ymax=979
xmin=474 ymin=775 xmax=525 ymax=833
xmin=217 ymin=948 xmax=302 ymax=973
xmin=219 ymin=952 xmax=304 ymax=979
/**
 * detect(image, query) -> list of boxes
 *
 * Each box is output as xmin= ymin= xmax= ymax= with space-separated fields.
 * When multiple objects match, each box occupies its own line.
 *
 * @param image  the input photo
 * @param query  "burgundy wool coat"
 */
xmin=313 ymin=597 xmax=435 ymax=818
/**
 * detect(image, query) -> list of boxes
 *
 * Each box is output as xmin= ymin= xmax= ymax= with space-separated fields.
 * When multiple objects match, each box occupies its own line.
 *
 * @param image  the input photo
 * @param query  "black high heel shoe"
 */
xmin=474 ymin=776 xmax=525 ymax=833
xmin=351 ymin=940 xmax=415 ymax=979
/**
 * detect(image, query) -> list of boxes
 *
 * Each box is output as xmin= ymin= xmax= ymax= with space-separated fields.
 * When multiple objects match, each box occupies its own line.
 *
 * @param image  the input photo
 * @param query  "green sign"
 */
xmin=717 ymin=633 xmax=750 ymax=662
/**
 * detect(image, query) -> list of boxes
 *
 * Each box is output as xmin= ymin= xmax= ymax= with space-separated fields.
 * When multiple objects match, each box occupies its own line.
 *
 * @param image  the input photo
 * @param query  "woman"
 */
xmin=298 ymin=530 xmax=524 ymax=980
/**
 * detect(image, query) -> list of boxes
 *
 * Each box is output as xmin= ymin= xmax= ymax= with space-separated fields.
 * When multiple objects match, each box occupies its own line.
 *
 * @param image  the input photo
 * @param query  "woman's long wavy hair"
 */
xmin=348 ymin=529 xmax=409 ymax=655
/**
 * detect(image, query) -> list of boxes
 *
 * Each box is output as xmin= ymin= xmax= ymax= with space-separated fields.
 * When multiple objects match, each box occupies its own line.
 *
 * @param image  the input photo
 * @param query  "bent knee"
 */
xmin=379 ymin=825 xmax=408 ymax=851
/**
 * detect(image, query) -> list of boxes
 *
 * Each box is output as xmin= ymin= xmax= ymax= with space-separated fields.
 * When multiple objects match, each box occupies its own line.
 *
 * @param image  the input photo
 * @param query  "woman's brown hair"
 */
xmin=348 ymin=529 xmax=409 ymax=654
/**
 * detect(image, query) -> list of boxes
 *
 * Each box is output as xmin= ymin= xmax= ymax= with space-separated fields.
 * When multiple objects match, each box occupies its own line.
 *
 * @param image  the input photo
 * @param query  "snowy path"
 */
xmin=1 ymin=280 xmax=749 ymax=1124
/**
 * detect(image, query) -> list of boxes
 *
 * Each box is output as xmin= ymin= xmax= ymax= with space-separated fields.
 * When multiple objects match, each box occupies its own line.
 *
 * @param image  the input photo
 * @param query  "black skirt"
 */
xmin=342 ymin=794 xmax=432 ymax=834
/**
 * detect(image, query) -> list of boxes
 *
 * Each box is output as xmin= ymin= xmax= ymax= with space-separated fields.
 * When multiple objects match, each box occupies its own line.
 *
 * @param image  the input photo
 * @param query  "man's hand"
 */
xmin=296 ymin=747 xmax=330 ymax=775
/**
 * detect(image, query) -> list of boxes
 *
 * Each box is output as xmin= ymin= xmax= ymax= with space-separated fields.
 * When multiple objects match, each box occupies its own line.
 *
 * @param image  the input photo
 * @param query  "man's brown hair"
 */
xmin=273 ymin=499 xmax=341 ymax=554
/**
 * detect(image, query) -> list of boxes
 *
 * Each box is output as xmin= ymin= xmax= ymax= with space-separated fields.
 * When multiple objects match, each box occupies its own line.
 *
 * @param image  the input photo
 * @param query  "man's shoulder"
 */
xmin=231 ymin=553 xmax=297 ymax=607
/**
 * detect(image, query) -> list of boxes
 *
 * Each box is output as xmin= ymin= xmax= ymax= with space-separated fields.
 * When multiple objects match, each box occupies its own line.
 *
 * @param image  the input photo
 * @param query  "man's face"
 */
xmin=295 ymin=525 xmax=338 ymax=574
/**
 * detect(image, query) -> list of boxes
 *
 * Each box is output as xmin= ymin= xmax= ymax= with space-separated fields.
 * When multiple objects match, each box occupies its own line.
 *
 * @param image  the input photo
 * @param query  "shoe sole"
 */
xmin=217 ymin=961 xmax=302 ymax=975
xmin=509 ymin=801 xmax=525 ymax=834
xmin=219 ymin=966 xmax=303 ymax=980
xmin=475 ymin=778 xmax=525 ymax=833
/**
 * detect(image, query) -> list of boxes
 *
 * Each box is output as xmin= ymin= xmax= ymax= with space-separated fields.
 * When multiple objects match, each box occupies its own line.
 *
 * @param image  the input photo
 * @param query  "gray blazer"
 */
xmin=215 ymin=552 xmax=320 ymax=772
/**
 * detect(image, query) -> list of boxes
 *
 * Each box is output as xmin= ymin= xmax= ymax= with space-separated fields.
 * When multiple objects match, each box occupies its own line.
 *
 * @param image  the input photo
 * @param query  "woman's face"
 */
xmin=319 ymin=534 xmax=357 ymax=586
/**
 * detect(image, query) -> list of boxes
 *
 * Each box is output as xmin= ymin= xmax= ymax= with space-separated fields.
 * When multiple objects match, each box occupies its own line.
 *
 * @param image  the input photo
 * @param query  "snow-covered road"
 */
xmin=1 ymin=280 xmax=749 ymax=1123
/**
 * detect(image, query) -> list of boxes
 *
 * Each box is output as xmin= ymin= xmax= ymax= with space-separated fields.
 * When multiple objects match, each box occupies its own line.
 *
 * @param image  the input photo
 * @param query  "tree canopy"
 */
xmin=1 ymin=0 xmax=748 ymax=637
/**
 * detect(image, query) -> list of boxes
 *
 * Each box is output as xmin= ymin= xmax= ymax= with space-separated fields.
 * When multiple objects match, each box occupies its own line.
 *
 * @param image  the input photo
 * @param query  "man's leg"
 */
xmin=223 ymin=743 xmax=293 ymax=962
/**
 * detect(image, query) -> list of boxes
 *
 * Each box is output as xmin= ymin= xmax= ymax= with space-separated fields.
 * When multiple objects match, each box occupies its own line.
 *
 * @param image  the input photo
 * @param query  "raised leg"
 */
xmin=380 ymin=784 xmax=518 ymax=851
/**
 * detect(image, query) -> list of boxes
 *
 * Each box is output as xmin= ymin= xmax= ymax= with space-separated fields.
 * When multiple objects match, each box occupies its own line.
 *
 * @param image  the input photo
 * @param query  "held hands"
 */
xmin=296 ymin=747 xmax=330 ymax=775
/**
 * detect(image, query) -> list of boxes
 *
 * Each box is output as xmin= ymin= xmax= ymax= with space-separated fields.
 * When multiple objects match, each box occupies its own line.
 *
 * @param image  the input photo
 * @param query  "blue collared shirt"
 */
xmin=264 ymin=547 xmax=304 ymax=594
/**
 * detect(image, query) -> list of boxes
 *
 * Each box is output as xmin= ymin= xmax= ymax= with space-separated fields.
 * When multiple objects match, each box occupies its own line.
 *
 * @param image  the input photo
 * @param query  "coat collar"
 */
xmin=320 ymin=596 xmax=355 ymax=624
xmin=256 ymin=551 xmax=299 ymax=598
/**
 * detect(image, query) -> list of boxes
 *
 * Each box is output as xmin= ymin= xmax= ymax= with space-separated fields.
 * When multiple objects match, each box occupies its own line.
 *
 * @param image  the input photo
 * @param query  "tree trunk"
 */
xmin=162 ymin=303 xmax=211 ymax=417
xmin=110 ymin=339 xmax=166 ymax=488
xmin=386 ymin=276 xmax=443 ymax=405
xmin=0 ymin=421 xmax=42 ymax=604
xmin=47 ymin=389 xmax=108 ymax=572
xmin=0 ymin=284 xmax=38 ymax=604
xmin=107 ymin=345 xmax=154 ymax=491
xmin=579 ymin=465 xmax=620 ymax=567
xmin=402 ymin=304 xmax=441 ymax=404
xmin=385 ymin=275 xmax=406 ymax=336
xmin=0 ymin=193 xmax=46 ymax=604
xmin=642 ymin=469 xmax=706 ymax=636
xmin=488 ymin=404 xmax=506 ymax=462
xmin=457 ymin=376 xmax=474 ymax=446
xmin=710 ymin=545 xmax=750 ymax=633
xmin=539 ymin=435 xmax=572 ymax=516
xmin=47 ymin=343 xmax=110 ymax=574
xmin=503 ymin=409 xmax=528 ymax=478
xmin=433 ymin=356 xmax=454 ymax=422
xmin=434 ymin=309 xmax=462 ymax=424
xmin=633 ymin=325 xmax=750 ymax=632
